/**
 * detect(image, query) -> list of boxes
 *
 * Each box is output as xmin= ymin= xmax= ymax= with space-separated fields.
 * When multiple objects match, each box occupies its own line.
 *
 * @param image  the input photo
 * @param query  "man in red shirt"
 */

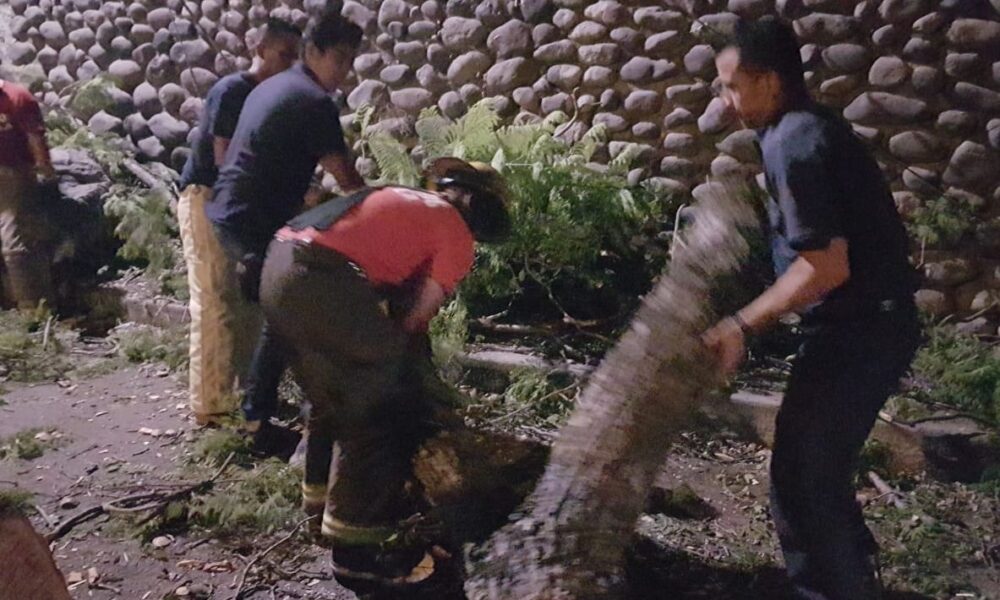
xmin=0 ymin=79 xmax=55 ymax=310
xmin=259 ymin=158 xmax=510 ymax=595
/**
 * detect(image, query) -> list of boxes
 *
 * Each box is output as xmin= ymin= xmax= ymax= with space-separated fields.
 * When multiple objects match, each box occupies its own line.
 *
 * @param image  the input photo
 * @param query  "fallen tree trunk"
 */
xmin=464 ymin=182 xmax=763 ymax=599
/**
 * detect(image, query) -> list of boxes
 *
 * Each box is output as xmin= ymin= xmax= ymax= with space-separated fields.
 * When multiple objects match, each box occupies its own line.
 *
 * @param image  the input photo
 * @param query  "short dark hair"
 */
xmin=304 ymin=9 xmax=363 ymax=53
xmin=261 ymin=17 xmax=303 ymax=43
xmin=730 ymin=17 xmax=807 ymax=100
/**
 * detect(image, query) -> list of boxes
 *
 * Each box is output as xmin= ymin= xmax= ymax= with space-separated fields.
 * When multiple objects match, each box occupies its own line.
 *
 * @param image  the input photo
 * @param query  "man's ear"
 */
xmin=764 ymin=71 xmax=783 ymax=104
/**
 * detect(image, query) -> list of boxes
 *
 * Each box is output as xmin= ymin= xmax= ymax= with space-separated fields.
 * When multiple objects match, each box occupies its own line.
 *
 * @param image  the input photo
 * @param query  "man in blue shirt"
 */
xmin=703 ymin=17 xmax=920 ymax=600
xmin=177 ymin=18 xmax=301 ymax=425
xmin=207 ymin=9 xmax=364 ymax=449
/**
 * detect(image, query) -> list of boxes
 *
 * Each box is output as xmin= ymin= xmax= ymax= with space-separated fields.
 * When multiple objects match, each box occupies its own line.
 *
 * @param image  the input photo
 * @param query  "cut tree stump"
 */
xmin=0 ymin=514 xmax=72 ymax=600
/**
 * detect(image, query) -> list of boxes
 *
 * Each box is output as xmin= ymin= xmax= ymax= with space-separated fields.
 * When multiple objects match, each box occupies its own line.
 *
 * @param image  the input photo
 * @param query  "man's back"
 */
xmin=208 ymin=64 xmax=347 ymax=249
xmin=0 ymin=81 xmax=43 ymax=170
xmin=759 ymin=102 xmax=916 ymax=320
xmin=179 ymin=72 xmax=256 ymax=189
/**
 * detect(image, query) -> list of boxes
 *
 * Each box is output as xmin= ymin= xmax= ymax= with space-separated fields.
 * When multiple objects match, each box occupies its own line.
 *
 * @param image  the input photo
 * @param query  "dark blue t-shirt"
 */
xmin=758 ymin=102 xmax=917 ymax=320
xmin=207 ymin=64 xmax=348 ymax=253
xmin=179 ymin=72 xmax=256 ymax=189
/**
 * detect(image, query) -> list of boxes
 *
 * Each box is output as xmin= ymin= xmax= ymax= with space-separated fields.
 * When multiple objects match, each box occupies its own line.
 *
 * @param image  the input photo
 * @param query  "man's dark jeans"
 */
xmin=213 ymin=223 xmax=287 ymax=423
xmin=771 ymin=307 xmax=921 ymax=600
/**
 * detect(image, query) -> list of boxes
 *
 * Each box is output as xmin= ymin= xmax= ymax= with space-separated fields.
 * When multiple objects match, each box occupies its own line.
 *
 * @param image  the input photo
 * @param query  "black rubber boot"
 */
xmin=250 ymin=421 xmax=302 ymax=461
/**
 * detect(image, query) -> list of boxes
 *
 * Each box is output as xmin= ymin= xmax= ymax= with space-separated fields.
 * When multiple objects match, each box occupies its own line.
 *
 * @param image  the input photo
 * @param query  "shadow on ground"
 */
xmin=625 ymin=538 xmax=934 ymax=600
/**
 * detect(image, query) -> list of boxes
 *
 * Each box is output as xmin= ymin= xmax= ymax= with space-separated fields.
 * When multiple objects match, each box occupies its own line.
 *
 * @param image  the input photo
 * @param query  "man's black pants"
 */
xmin=771 ymin=307 xmax=920 ymax=600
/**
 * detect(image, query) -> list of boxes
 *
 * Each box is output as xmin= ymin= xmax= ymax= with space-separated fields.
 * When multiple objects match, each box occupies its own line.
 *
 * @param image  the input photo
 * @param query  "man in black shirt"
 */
xmin=178 ymin=18 xmax=301 ymax=424
xmin=702 ymin=18 xmax=920 ymax=600
xmin=207 ymin=10 xmax=364 ymax=445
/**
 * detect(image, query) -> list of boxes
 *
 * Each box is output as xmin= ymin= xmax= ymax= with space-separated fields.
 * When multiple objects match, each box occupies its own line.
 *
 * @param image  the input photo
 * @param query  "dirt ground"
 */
xmin=1 ymin=363 xmax=998 ymax=599
xmin=0 ymin=367 xmax=350 ymax=600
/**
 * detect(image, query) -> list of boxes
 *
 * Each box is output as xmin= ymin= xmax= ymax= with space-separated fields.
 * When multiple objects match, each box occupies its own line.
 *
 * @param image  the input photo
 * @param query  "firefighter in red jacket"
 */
xmin=0 ymin=79 xmax=55 ymax=310
xmin=259 ymin=157 xmax=510 ymax=595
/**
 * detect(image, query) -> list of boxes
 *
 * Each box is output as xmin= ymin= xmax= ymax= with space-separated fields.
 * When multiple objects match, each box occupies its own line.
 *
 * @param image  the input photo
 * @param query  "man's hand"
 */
xmin=701 ymin=317 xmax=747 ymax=377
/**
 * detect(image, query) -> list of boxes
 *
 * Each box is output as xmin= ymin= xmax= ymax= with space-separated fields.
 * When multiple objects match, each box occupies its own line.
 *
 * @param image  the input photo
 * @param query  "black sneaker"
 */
xmin=250 ymin=421 xmax=302 ymax=461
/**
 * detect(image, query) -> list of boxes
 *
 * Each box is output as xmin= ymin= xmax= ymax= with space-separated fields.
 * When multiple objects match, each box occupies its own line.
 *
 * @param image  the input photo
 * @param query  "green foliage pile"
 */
xmin=0 ymin=310 xmax=74 ymax=381
xmin=187 ymin=459 xmax=301 ymax=536
xmin=0 ymin=429 xmax=56 ymax=461
xmin=906 ymin=325 xmax=1000 ymax=426
xmin=103 ymin=186 xmax=182 ymax=276
xmin=45 ymin=96 xmax=187 ymax=299
xmin=905 ymin=195 xmax=976 ymax=249
xmin=356 ymin=101 xmax=677 ymax=322
xmin=0 ymin=488 xmax=34 ymax=518
xmin=871 ymin=481 xmax=996 ymax=597
xmin=109 ymin=323 xmax=189 ymax=372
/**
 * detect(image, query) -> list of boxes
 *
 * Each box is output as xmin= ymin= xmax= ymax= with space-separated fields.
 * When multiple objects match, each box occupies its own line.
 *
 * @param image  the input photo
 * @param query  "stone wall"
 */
xmin=5 ymin=0 xmax=1000 ymax=324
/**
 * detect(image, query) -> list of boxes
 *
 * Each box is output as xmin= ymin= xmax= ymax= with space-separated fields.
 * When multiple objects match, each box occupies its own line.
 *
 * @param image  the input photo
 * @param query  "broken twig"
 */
xmin=232 ymin=515 xmax=318 ymax=600
xmin=47 ymin=452 xmax=235 ymax=541
xmin=867 ymin=471 xmax=906 ymax=509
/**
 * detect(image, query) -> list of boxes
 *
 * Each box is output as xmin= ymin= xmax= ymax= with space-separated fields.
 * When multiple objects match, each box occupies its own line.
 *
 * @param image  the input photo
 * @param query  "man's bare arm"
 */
xmin=26 ymin=132 xmax=55 ymax=179
xmin=703 ymin=238 xmax=849 ymax=375
xmin=402 ymin=278 xmax=447 ymax=333
xmin=319 ymin=152 xmax=365 ymax=193
xmin=737 ymin=237 xmax=850 ymax=332
xmin=213 ymin=137 xmax=231 ymax=167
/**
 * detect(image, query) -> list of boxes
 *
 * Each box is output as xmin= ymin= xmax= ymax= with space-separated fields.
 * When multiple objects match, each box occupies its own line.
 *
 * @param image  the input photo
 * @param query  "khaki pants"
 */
xmin=177 ymin=184 xmax=259 ymax=417
xmin=0 ymin=166 xmax=53 ymax=310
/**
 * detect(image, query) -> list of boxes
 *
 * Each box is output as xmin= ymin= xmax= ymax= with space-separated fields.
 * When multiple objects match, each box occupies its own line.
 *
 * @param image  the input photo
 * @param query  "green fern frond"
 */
xmin=609 ymin=143 xmax=644 ymax=172
xmin=495 ymin=123 xmax=547 ymax=160
xmin=355 ymin=104 xmax=376 ymax=139
xmin=415 ymin=108 xmax=452 ymax=162
xmin=368 ymin=133 xmax=420 ymax=186
xmin=446 ymin=100 xmax=499 ymax=161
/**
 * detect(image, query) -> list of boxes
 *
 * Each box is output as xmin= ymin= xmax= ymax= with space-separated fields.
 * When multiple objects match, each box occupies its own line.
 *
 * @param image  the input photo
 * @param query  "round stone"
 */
xmin=577 ymin=43 xmax=620 ymax=67
xmin=584 ymin=0 xmax=629 ymax=26
xmin=945 ymin=53 xmax=984 ymax=80
xmin=438 ymin=91 xmax=466 ymax=119
xmin=546 ymin=64 xmax=582 ymax=90
xmin=582 ymin=66 xmax=614 ymax=88
xmin=533 ymin=40 xmax=576 ymax=63
xmin=487 ymin=19 xmax=533 ymax=59
xmin=440 ymin=16 xmax=486 ymax=51
xmin=569 ymin=21 xmax=607 ymax=45
xmin=644 ymin=31 xmax=682 ymax=57
xmin=380 ymin=64 xmax=413 ymax=87
xmin=592 ymin=112 xmax=628 ymax=133
xmin=910 ymin=66 xmax=943 ymax=95
xmin=902 ymin=166 xmax=940 ymax=196
xmin=822 ymin=43 xmax=870 ymax=73
xmin=842 ymin=92 xmax=930 ymax=125
xmin=947 ymin=19 xmax=1000 ymax=51
xmin=107 ymin=58 xmax=144 ymax=91
xmin=698 ymin=97 xmax=735 ymax=134
xmin=609 ymin=27 xmax=643 ymax=54
xmin=390 ymin=88 xmax=435 ymax=112
xmin=944 ymin=141 xmax=999 ymax=192
xmin=447 ymin=51 xmax=491 ymax=86
xmin=888 ymin=131 xmax=946 ymax=163
xmin=393 ymin=41 xmax=426 ymax=67
xmin=902 ymin=37 xmax=938 ymax=63
xmin=623 ymin=90 xmax=661 ymax=115
xmin=663 ymin=133 xmax=696 ymax=155
xmin=868 ymin=55 xmax=908 ymax=88
xmin=953 ymin=82 xmax=1000 ymax=113
xmin=684 ymin=44 xmax=716 ymax=77
xmin=484 ymin=57 xmax=538 ymax=95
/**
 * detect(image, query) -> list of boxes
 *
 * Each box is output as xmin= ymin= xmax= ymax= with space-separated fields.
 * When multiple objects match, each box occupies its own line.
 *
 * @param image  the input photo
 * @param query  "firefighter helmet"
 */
xmin=424 ymin=157 xmax=512 ymax=243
